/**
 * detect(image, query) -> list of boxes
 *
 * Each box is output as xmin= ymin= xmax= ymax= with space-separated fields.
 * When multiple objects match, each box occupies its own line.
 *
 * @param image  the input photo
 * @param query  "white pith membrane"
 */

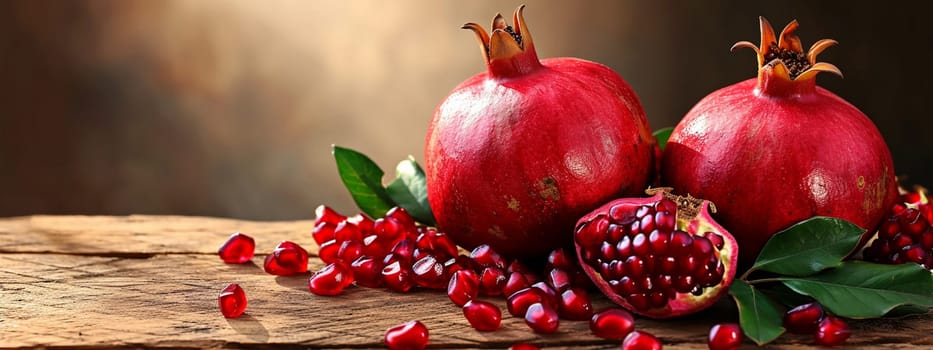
xmin=574 ymin=189 xmax=737 ymax=318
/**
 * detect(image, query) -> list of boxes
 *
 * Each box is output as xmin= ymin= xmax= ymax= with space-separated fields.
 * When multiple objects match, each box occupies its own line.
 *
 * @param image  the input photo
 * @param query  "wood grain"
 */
xmin=0 ymin=216 xmax=930 ymax=349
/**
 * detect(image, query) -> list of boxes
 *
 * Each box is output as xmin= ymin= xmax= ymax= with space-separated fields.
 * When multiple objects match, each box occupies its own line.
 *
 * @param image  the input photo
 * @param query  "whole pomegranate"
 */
xmin=425 ymin=6 xmax=656 ymax=258
xmin=574 ymin=188 xmax=738 ymax=318
xmin=662 ymin=17 xmax=897 ymax=265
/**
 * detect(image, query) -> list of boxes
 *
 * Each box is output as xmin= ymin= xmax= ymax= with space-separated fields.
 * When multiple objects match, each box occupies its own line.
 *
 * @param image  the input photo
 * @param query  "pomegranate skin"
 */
xmin=662 ymin=18 xmax=897 ymax=266
xmin=426 ymin=6 xmax=655 ymax=258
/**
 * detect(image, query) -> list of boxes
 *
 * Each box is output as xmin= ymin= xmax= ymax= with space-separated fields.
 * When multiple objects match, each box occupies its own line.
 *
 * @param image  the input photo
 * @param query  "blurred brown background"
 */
xmin=1 ymin=1 xmax=931 ymax=220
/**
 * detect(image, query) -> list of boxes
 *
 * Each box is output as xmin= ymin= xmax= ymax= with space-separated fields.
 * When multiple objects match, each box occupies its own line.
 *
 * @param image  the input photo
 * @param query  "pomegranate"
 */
xmin=574 ymin=189 xmax=738 ymax=318
xmin=523 ymin=302 xmax=560 ymax=334
xmin=218 ymin=232 xmax=255 ymax=264
xmin=425 ymin=5 xmax=656 ymax=258
xmin=263 ymin=241 xmax=309 ymax=276
xmin=783 ymin=302 xmax=825 ymax=334
xmin=589 ymin=308 xmax=635 ymax=340
xmin=462 ymin=300 xmax=502 ymax=332
xmin=384 ymin=320 xmax=429 ymax=350
xmin=662 ymin=17 xmax=897 ymax=265
xmin=863 ymin=185 xmax=933 ymax=268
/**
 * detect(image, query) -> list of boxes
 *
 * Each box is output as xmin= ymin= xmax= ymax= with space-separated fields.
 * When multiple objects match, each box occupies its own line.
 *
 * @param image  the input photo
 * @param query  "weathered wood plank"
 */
xmin=0 ymin=216 xmax=931 ymax=349
xmin=0 ymin=215 xmax=316 ymax=256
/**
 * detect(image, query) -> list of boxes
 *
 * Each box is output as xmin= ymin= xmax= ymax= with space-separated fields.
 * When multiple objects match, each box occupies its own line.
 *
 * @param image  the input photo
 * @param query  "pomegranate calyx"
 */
xmin=732 ymin=17 xmax=842 ymax=96
xmin=462 ymin=5 xmax=542 ymax=78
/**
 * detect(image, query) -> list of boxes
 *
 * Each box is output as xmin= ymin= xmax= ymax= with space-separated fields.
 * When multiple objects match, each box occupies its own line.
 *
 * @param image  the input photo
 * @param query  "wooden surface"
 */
xmin=1 ymin=216 xmax=931 ymax=349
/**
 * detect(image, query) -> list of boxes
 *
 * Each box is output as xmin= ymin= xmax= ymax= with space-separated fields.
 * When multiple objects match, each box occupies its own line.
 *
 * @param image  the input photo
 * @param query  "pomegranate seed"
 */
xmin=448 ymin=269 xmax=480 ymax=306
xmin=333 ymin=221 xmax=362 ymax=243
xmin=386 ymin=206 xmax=416 ymax=230
xmin=507 ymin=287 xmax=553 ymax=317
xmin=384 ymin=320 xmax=429 ymax=350
xmin=382 ymin=260 xmax=414 ymax=293
xmin=622 ymin=330 xmax=663 ymax=350
xmin=309 ymin=262 xmax=354 ymax=296
xmin=524 ymin=302 xmax=559 ymax=334
xmin=508 ymin=343 xmax=540 ymax=350
xmin=218 ymin=283 xmax=247 ymax=318
xmin=576 ymin=216 xmax=608 ymax=248
xmin=610 ymin=203 xmax=640 ymax=223
xmin=547 ymin=268 xmax=572 ymax=291
xmin=462 ymin=300 xmax=502 ymax=332
xmin=708 ymin=323 xmax=742 ymax=350
xmin=312 ymin=222 xmax=336 ymax=245
xmin=218 ymin=232 xmax=255 ymax=264
xmin=314 ymin=205 xmax=345 ymax=225
xmin=507 ymin=260 xmax=531 ymax=274
xmin=318 ymin=239 xmax=340 ymax=264
xmin=471 ymin=244 xmax=507 ymax=268
xmin=350 ymin=256 xmax=383 ymax=288
xmin=391 ymin=238 xmax=417 ymax=263
xmin=374 ymin=217 xmax=403 ymax=244
xmin=815 ymin=315 xmax=850 ymax=347
xmin=263 ymin=241 xmax=309 ymax=275
xmin=346 ymin=213 xmax=374 ymax=233
xmin=479 ymin=266 xmax=507 ymax=296
xmin=783 ymin=302 xmax=824 ymax=334
xmin=589 ymin=308 xmax=634 ymax=340
xmin=558 ymin=287 xmax=594 ymax=320
xmin=411 ymin=255 xmax=447 ymax=289
xmin=547 ymin=248 xmax=576 ymax=270
xmin=503 ymin=271 xmax=531 ymax=297
xmin=531 ymin=281 xmax=560 ymax=305
xmin=337 ymin=240 xmax=364 ymax=263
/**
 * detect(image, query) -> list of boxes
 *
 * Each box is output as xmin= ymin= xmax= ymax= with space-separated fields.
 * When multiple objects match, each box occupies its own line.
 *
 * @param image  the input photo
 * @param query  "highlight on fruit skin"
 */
xmin=426 ymin=4 xmax=657 ymax=259
xmin=661 ymin=16 xmax=898 ymax=266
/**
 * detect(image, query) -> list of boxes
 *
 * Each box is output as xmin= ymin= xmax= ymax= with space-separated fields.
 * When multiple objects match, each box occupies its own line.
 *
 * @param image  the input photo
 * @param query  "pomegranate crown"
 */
xmin=732 ymin=17 xmax=843 ymax=84
xmin=462 ymin=5 xmax=542 ymax=77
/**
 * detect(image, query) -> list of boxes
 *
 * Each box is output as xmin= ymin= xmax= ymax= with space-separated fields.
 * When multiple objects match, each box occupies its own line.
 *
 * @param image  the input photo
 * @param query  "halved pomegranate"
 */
xmin=574 ymin=188 xmax=738 ymax=318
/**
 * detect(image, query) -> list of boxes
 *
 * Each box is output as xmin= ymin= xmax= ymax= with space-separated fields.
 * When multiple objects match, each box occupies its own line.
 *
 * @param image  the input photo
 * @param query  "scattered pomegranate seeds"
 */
xmin=622 ymin=330 xmax=663 ymax=350
xmin=815 ymin=315 xmax=850 ymax=347
xmin=218 ymin=232 xmax=255 ymax=264
xmin=384 ymin=320 xmax=429 ymax=350
xmin=462 ymin=300 xmax=502 ymax=332
xmin=524 ymin=302 xmax=560 ymax=334
xmin=708 ymin=323 xmax=742 ymax=350
xmin=783 ymin=302 xmax=825 ymax=334
xmin=263 ymin=241 xmax=309 ymax=276
xmin=218 ymin=283 xmax=247 ymax=318
xmin=589 ymin=308 xmax=635 ymax=340
xmin=308 ymin=262 xmax=354 ymax=296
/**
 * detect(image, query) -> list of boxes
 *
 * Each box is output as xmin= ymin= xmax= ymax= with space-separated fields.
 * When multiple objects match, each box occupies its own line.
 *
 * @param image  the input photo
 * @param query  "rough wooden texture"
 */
xmin=0 ymin=216 xmax=931 ymax=349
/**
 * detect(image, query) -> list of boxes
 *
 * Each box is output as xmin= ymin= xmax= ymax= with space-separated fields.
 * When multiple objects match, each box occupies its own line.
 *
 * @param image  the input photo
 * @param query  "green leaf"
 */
xmin=749 ymin=217 xmax=864 ymax=277
xmin=385 ymin=157 xmax=436 ymax=226
xmin=652 ymin=127 xmax=674 ymax=151
xmin=332 ymin=145 xmax=395 ymax=219
xmin=781 ymin=261 xmax=933 ymax=319
xmin=729 ymin=280 xmax=786 ymax=345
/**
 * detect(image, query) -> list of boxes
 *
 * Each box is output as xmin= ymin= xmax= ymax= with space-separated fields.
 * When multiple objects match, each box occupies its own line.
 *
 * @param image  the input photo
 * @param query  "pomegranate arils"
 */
xmin=384 ymin=320 xmax=429 ymax=350
xmin=318 ymin=239 xmax=340 ymax=264
xmin=218 ymin=232 xmax=255 ymax=264
xmin=312 ymin=222 xmax=337 ymax=245
xmin=412 ymin=255 xmax=447 ymax=289
xmin=479 ymin=266 xmax=507 ymax=296
xmin=558 ymin=287 xmax=594 ymax=320
xmin=815 ymin=315 xmax=851 ymax=347
xmin=448 ymin=269 xmax=480 ymax=307
xmin=386 ymin=206 xmax=416 ymax=230
xmin=503 ymin=272 xmax=531 ymax=297
xmin=589 ymin=308 xmax=634 ymax=340
xmin=218 ymin=283 xmax=247 ymax=318
xmin=783 ymin=302 xmax=825 ymax=334
xmin=333 ymin=221 xmax=362 ymax=243
xmin=622 ymin=330 xmax=663 ymax=350
xmin=471 ymin=244 xmax=506 ymax=269
xmin=309 ymin=262 xmax=354 ymax=296
xmin=508 ymin=288 xmax=550 ymax=317
xmin=708 ymin=323 xmax=742 ymax=350
xmin=263 ymin=241 xmax=309 ymax=276
xmin=382 ymin=260 xmax=414 ymax=293
xmin=524 ymin=302 xmax=559 ymax=334
xmin=547 ymin=248 xmax=576 ymax=270
xmin=314 ymin=205 xmax=345 ymax=226
xmin=547 ymin=268 xmax=572 ymax=292
xmin=350 ymin=256 xmax=383 ymax=288
xmin=864 ymin=188 xmax=933 ymax=269
xmin=462 ymin=300 xmax=502 ymax=332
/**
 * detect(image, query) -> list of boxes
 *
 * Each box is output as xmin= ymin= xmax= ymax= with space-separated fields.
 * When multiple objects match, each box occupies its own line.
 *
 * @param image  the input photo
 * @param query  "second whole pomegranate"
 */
xmin=662 ymin=17 xmax=897 ymax=265
xmin=425 ymin=5 xmax=656 ymax=258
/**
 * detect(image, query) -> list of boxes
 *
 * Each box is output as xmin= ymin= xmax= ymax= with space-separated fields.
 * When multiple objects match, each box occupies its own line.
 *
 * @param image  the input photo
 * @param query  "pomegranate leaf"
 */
xmin=729 ymin=280 xmax=786 ymax=345
xmin=652 ymin=127 xmax=673 ymax=151
xmin=386 ymin=156 xmax=436 ymax=226
xmin=780 ymin=261 xmax=933 ymax=319
xmin=332 ymin=145 xmax=395 ymax=219
xmin=749 ymin=217 xmax=863 ymax=277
